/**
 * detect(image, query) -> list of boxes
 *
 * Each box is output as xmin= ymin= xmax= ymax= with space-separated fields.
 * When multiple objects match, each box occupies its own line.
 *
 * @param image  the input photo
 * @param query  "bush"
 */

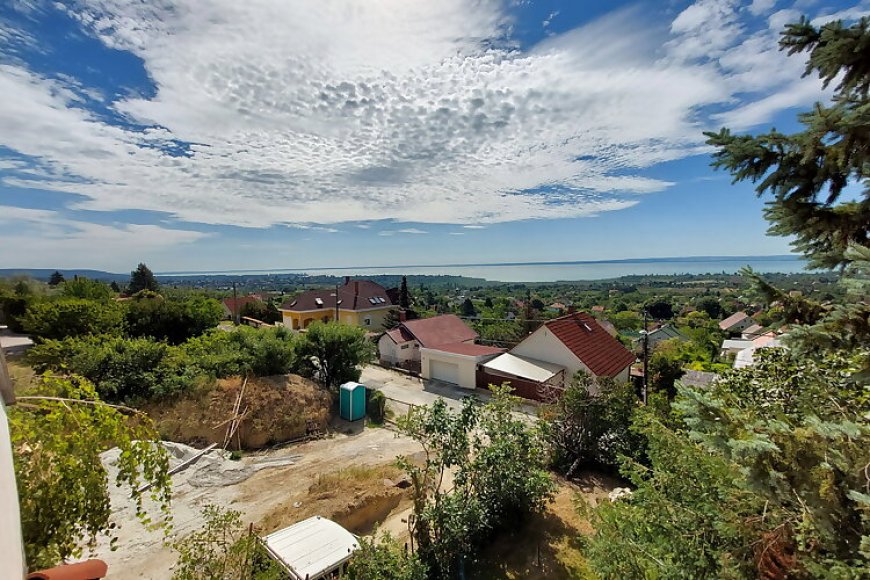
xmin=23 ymin=298 xmax=125 ymax=340
xmin=182 ymin=327 xmax=296 ymax=378
xmin=367 ymin=389 xmax=386 ymax=423
xmin=346 ymin=532 xmax=427 ymax=580
xmin=295 ymin=322 xmax=374 ymax=389
xmin=126 ymin=293 xmax=223 ymax=344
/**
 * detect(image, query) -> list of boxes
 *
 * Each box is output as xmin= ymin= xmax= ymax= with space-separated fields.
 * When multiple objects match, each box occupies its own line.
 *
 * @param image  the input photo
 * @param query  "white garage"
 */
xmin=420 ymin=343 xmax=504 ymax=389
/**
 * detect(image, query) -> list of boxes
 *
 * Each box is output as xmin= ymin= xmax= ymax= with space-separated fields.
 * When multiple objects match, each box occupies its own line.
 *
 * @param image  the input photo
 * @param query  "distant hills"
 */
xmin=0 ymin=268 xmax=129 ymax=282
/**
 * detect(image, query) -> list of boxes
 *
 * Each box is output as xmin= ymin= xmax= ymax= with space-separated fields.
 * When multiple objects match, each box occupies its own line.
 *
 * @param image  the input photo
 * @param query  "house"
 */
xmin=378 ymin=315 xmax=503 ymax=386
xmin=547 ymin=302 xmax=566 ymax=314
xmin=740 ymin=323 xmax=764 ymax=340
xmin=480 ymin=312 xmax=636 ymax=400
xmin=719 ymin=311 xmax=755 ymax=334
xmin=733 ymin=334 xmax=785 ymax=369
xmin=280 ymin=278 xmax=395 ymax=330
xmin=221 ymin=295 xmax=263 ymax=321
xmin=634 ymin=324 xmax=686 ymax=350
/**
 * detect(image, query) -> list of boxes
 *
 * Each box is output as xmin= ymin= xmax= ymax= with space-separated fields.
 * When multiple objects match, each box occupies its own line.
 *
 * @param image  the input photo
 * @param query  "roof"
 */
xmin=734 ymin=339 xmax=785 ymax=369
xmin=722 ymin=339 xmax=754 ymax=350
xmin=719 ymin=311 xmax=750 ymax=330
xmin=280 ymin=279 xmax=394 ymax=312
xmin=339 ymin=382 xmax=364 ymax=392
xmin=648 ymin=325 xmax=685 ymax=341
xmin=426 ymin=343 xmax=505 ymax=357
xmin=27 ymin=559 xmax=108 ymax=580
xmin=741 ymin=323 xmax=764 ymax=337
xmin=680 ymin=370 xmax=718 ymax=388
xmin=542 ymin=312 xmax=636 ymax=377
xmin=222 ymin=295 xmax=262 ymax=312
xmin=483 ymin=352 xmax=566 ymax=383
xmin=400 ymin=314 xmax=478 ymax=348
xmin=384 ymin=326 xmax=415 ymax=344
xmin=262 ymin=516 xmax=359 ymax=580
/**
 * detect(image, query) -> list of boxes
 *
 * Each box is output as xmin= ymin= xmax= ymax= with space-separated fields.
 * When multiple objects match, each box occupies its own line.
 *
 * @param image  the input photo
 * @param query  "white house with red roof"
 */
xmin=378 ymin=314 xmax=503 ymax=388
xmin=481 ymin=312 xmax=636 ymax=399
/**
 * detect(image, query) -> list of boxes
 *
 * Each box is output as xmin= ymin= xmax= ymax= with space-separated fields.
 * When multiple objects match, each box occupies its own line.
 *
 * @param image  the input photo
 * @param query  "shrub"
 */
xmin=126 ymin=293 xmax=223 ymax=344
xmin=367 ymin=389 xmax=387 ymax=423
xmin=22 ymin=298 xmax=126 ymax=341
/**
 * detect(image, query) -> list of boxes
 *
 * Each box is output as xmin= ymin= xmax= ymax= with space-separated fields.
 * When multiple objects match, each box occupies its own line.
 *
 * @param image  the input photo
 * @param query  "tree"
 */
xmin=110 ymin=280 xmax=121 ymax=293
xmin=125 ymin=292 xmax=223 ymax=344
xmin=695 ymin=296 xmax=723 ymax=319
xmin=346 ymin=532 xmax=427 ymax=580
xmin=9 ymin=374 xmax=171 ymax=571
xmin=172 ymin=505 xmax=283 ymax=580
xmin=397 ymin=387 xmax=554 ymax=577
xmin=381 ymin=307 xmax=401 ymax=331
xmin=610 ymin=310 xmax=642 ymax=332
xmin=48 ymin=271 xmax=64 ymax=286
xmin=399 ymin=276 xmax=411 ymax=309
xmin=706 ymin=15 xmax=870 ymax=368
xmin=644 ymin=299 xmax=673 ymax=320
xmin=294 ymin=322 xmax=374 ymax=390
xmin=22 ymin=298 xmax=126 ymax=340
xmin=541 ymin=373 xmax=644 ymax=477
xmin=14 ymin=279 xmax=31 ymax=296
xmin=128 ymin=262 xmax=160 ymax=294
xmin=460 ymin=298 xmax=476 ymax=317
xmin=61 ymin=277 xmax=113 ymax=301
xmin=648 ymin=339 xmax=687 ymax=398
xmin=483 ymin=297 xmax=493 ymax=309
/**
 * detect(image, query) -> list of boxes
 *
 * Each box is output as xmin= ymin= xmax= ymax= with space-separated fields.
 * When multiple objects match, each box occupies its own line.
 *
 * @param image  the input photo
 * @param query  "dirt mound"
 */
xmin=146 ymin=374 xmax=332 ymax=449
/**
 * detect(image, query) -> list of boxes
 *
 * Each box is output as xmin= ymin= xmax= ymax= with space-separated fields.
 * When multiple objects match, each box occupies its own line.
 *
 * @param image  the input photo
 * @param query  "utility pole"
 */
xmin=642 ymin=309 xmax=649 ymax=404
xmin=334 ymin=282 xmax=340 ymax=323
xmin=232 ymin=281 xmax=239 ymax=325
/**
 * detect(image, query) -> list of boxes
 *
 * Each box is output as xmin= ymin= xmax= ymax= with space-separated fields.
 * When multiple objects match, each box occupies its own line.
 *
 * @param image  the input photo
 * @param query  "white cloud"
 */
xmin=463 ymin=225 xmax=486 ymax=229
xmin=0 ymin=0 xmax=858 ymax=231
xmin=749 ymin=0 xmax=777 ymax=16
xmin=396 ymin=228 xmax=428 ymax=234
xmin=0 ymin=205 xmax=208 ymax=270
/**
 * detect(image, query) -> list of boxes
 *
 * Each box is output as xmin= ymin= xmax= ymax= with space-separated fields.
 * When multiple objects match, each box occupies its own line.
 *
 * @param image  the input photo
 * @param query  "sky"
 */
xmin=0 ymin=0 xmax=867 ymax=273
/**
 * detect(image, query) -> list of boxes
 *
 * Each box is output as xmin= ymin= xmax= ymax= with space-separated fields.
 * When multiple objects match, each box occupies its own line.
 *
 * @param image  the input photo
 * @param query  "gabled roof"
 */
xmin=719 ymin=311 xmax=750 ymax=330
xmin=542 ymin=312 xmax=636 ymax=377
xmin=280 ymin=280 xmax=394 ymax=312
xmin=222 ymin=295 xmax=262 ymax=312
xmin=742 ymin=323 xmax=764 ymax=337
xmin=649 ymin=325 xmax=685 ymax=341
xmin=384 ymin=326 xmax=415 ymax=344
xmin=427 ymin=342 xmax=504 ymax=357
xmin=400 ymin=314 xmax=478 ymax=348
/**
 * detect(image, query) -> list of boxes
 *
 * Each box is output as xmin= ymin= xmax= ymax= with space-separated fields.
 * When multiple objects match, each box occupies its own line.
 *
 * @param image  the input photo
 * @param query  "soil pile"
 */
xmin=146 ymin=374 xmax=332 ymax=449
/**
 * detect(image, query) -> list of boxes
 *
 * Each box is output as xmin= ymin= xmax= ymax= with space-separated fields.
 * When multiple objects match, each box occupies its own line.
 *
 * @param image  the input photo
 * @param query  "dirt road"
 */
xmin=94 ymin=426 xmax=421 ymax=579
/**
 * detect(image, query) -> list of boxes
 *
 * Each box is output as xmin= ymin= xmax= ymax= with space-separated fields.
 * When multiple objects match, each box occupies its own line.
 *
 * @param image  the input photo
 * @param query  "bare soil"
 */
xmin=143 ymin=374 xmax=332 ymax=449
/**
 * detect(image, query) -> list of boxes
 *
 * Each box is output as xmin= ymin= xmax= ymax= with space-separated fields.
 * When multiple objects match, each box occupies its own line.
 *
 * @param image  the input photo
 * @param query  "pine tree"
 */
xmin=127 ymin=263 xmax=160 ymax=294
xmin=48 ymin=271 xmax=64 ymax=286
xmin=706 ymin=16 xmax=870 ymax=365
xmin=110 ymin=281 xmax=121 ymax=293
xmin=399 ymin=275 xmax=411 ymax=309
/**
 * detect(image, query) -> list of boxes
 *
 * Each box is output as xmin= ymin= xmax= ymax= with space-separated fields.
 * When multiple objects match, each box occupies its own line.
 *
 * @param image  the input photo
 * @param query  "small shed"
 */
xmin=339 ymin=382 xmax=366 ymax=421
xmin=261 ymin=516 xmax=359 ymax=580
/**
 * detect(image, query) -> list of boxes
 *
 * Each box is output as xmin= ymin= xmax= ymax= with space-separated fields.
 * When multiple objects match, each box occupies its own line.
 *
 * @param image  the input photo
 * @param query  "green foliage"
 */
xmin=645 ymin=299 xmax=673 ymax=320
xmin=542 ymin=374 xmax=644 ymax=475
xmin=367 ymin=389 xmax=387 ymax=423
xmin=397 ymin=387 xmax=554 ymax=578
xmin=399 ymin=276 xmax=411 ymax=309
xmin=346 ymin=532 xmax=428 ymax=580
xmin=128 ymin=262 xmax=160 ymax=294
xmin=295 ymin=322 xmax=374 ymax=389
xmin=172 ymin=505 xmax=283 ymax=580
xmin=706 ymin=18 xmax=869 ymax=271
xmin=125 ymin=292 xmax=223 ymax=344
xmin=239 ymin=300 xmax=281 ymax=324
xmin=48 ymin=271 xmax=64 ymax=286
xmin=22 ymin=298 xmax=125 ymax=340
xmin=648 ymin=338 xmax=687 ymax=397
xmin=60 ymin=277 xmax=114 ymax=301
xmin=27 ymin=334 xmax=193 ymax=402
xmin=694 ymin=296 xmax=723 ymax=319
xmin=9 ymin=375 xmax=171 ymax=571
xmin=585 ymin=349 xmax=870 ymax=578
xmin=460 ymin=297 xmax=476 ymax=317
xmin=610 ymin=310 xmax=642 ymax=332
xmin=0 ymin=291 xmax=31 ymax=332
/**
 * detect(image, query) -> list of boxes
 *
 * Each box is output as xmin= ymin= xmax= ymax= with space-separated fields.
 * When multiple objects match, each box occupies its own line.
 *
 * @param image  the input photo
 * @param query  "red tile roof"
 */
xmin=385 ymin=326 xmax=415 ymax=343
xmin=222 ymin=295 xmax=262 ymax=313
xmin=429 ymin=342 xmax=505 ymax=357
xmin=544 ymin=312 xmax=636 ymax=377
xmin=400 ymin=314 xmax=478 ymax=348
xmin=28 ymin=559 xmax=108 ymax=580
xmin=280 ymin=280 xmax=394 ymax=312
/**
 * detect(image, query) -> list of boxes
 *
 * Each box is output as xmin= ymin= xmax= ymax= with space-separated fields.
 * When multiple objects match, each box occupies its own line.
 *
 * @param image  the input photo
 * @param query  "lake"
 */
xmin=161 ymin=255 xmax=811 ymax=283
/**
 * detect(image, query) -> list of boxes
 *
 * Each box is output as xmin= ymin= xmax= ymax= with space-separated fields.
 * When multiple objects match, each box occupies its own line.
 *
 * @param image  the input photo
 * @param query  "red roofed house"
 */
xmin=280 ymin=278 xmax=396 ymax=331
xmin=221 ymin=295 xmax=264 ymax=322
xmin=378 ymin=314 xmax=503 ymax=387
xmin=480 ymin=312 xmax=636 ymax=400
xmin=719 ymin=311 xmax=755 ymax=335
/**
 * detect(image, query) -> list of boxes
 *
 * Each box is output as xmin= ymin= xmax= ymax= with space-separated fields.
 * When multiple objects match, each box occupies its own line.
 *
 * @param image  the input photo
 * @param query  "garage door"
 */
xmin=429 ymin=359 xmax=460 ymax=385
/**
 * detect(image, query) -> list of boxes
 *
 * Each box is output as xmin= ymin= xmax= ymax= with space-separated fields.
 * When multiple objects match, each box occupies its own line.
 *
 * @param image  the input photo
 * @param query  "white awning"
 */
xmin=482 ymin=353 xmax=565 ymax=383
xmin=262 ymin=516 xmax=359 ymax=580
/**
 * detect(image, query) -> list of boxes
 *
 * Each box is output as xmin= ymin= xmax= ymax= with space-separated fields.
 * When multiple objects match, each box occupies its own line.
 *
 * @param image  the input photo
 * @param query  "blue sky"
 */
xmin=0 ymin=0 xmax=867 ymax=273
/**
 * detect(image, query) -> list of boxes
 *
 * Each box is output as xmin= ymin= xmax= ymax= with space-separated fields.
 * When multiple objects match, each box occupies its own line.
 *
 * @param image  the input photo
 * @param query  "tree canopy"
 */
xmin=128 ymin=263 xmax=160 ymax=294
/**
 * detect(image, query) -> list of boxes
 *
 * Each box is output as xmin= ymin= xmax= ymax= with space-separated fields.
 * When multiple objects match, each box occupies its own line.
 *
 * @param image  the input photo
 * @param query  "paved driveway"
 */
xmin=359 ymin=365 xmax=538 ymax=418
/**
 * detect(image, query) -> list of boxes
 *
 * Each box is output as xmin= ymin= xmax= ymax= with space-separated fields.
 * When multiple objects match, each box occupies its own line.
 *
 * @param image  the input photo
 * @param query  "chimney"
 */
xmin=354 ymin=281 xmax=359 ymax=295
xmin=399 ymin=310 xmax=407 ymax=322
xmin=567 ymin=305 xmax=576 ymax=314
xmin=344 ymin=276 xmax=351 ymax=285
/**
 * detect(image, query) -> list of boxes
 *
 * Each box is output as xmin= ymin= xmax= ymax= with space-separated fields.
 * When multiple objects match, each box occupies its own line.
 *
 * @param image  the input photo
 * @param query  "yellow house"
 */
xmin=279 ymin=279 xmax=397 ymax=331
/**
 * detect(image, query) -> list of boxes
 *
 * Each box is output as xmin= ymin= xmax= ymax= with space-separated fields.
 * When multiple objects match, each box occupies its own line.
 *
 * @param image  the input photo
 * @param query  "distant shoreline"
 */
xmin=155 ymin=254 xmax=802 ymax=276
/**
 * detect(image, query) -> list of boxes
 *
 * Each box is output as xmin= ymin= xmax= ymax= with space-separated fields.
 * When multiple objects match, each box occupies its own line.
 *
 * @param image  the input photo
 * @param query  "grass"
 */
xmin=309 ymin=464 xmax=404 ymax=495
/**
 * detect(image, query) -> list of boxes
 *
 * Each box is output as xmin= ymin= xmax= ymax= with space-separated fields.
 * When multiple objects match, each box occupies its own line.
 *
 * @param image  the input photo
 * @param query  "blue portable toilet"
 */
xmin=339 ymin=382 xmax=366 ymax=422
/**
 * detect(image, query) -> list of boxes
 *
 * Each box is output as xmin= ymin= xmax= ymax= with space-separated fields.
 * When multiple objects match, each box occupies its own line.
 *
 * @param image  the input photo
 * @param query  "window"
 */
xmin=364 ymin=317 xmax=371 ymax=326
xmin=315 ymin=297 xmax=323 ymax=307
xmin=400 ymin=344 xmax=410 ymax=350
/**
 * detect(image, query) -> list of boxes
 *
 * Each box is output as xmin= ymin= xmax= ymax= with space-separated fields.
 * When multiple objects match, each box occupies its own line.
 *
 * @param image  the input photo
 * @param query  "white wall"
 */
xmin=510 ymin=327 xmax=591 ymax=380
xmin=0 ymin=399 xmax=25 ymax=578
xmin=378 ymin=335 xmax=419 ymax=365
xmin=420 ymin=349 xmax=478 ymax=389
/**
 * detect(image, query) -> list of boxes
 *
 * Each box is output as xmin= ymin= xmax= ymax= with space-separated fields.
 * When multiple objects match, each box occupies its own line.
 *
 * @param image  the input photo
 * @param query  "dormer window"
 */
xmin=315 ymin=298 xmax=324 ymax=307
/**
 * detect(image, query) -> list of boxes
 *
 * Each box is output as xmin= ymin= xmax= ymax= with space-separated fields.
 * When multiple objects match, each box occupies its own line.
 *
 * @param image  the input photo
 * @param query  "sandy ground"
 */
xmin=93 ymin=425 xmax=421 ymax=579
